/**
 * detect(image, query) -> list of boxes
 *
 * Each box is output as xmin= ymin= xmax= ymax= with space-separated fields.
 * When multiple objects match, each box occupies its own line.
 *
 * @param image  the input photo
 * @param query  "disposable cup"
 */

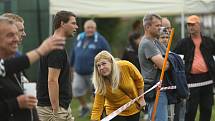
xmin=23 ymin=82 xmax=36 ymax=97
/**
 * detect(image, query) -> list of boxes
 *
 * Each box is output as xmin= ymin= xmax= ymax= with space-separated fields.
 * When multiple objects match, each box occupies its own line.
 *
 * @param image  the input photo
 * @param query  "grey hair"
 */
xmin=84 ymin=19 xmax=97 ymax=29
xmin=143 ymin=13 xmax=162 ymax=28
xmin=2 ymin=13 xmax=24 ymax=23
xmin=0 ymin=16 xmax=14 ymax=24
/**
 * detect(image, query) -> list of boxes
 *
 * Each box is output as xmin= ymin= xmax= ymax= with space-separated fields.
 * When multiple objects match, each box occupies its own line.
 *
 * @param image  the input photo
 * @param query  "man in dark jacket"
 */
xmin=0 ymin=14 xmax=67 ymax=121
xmin=0 ymin=16 xmax=38 ymax=121
xmin=174 ymin=15 xmax=215 ymax=121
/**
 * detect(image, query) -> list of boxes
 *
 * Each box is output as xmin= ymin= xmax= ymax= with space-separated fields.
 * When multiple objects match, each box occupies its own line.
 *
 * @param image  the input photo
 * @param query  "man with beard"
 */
xmin=138 ymin=13 xmax=169 ymax=121
xmin=37 ymin=11 xmax=78 ymax=121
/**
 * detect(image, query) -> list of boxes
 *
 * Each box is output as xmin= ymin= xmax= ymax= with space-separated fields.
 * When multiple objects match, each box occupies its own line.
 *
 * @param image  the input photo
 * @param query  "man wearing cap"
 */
xmin=174 ymin=15 xmax=215 ymax=121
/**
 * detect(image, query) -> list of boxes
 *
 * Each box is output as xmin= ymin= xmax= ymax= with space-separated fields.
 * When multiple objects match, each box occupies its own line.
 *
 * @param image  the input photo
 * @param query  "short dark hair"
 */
xmin=132 ymin=20 xmax=141 ymax=30
xmin=53 ymin=11 xmax=76 ymax=30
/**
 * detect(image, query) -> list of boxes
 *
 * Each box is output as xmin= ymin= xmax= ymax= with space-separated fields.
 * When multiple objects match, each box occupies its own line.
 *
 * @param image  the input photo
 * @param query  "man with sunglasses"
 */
xmin=174 ymin=15 xmax=215 ymax=121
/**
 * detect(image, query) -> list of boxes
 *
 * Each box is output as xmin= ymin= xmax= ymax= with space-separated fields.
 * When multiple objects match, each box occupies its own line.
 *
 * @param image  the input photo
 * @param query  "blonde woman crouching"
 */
xmin=91 ymin=51 xmax=146 ymax=121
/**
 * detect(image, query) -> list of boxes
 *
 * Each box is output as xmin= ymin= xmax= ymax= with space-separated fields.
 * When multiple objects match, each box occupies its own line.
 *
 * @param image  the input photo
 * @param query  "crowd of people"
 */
xmin=0 ymin=10 xmax=214 ymax=121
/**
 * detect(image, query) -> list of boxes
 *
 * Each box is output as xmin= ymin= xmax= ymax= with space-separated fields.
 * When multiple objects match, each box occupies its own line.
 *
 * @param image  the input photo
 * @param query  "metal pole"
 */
xmin=49 ymin=14 xmax=53 ymax=36
xmin=181 ymin=12 xmax=185 ymax=39
xmin=36 ymin=0 xmax=42 ymax=44
xmin=210 ymin=13 xmax=214 ymax=38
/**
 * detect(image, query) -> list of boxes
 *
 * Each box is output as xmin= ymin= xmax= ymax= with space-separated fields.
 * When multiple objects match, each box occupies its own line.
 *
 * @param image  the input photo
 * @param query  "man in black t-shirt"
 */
xmin=37 ymin=11 xmax=78 ymax=121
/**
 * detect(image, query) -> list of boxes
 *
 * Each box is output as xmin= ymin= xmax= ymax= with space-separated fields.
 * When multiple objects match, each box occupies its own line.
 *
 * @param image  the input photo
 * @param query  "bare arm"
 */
xmin=151 ymin=54 xmax=169 ymax=70
xmin=48 ymin=67 xmax=60 ymax=113
xmin=26 ymin=50 xmax=41 ymax=65
xmin=137 ymin=88 xmax=146 ymax=109
xmin=137 ymin=88 xmax=144 ymax=99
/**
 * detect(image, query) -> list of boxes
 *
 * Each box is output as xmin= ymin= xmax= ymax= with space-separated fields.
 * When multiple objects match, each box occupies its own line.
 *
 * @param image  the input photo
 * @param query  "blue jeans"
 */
xmin=147 ymin=91 xmax=168 ymax=121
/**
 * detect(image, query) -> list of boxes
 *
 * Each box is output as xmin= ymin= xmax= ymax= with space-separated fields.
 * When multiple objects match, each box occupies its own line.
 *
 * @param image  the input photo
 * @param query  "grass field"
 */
xmin=70 ymin=98 xmax=215 ymax=121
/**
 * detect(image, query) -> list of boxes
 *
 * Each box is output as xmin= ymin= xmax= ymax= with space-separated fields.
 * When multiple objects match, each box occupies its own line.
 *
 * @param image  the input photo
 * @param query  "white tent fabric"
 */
xmin=49 ymin=0 xmax=215 ymax=17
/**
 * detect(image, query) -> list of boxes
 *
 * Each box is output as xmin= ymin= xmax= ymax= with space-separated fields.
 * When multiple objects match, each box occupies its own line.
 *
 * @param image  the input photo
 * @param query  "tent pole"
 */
xmin=210 ymin=13 xmax=214 ymax=38
xmin=181 ymin=12 xmax=185 ymax=39
xmin=49 ymin=13 xmax=53 ymax=36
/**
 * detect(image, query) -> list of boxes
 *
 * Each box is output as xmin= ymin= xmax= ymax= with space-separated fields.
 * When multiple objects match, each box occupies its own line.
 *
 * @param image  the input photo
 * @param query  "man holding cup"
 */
xmin=0 ymin=16 xmax=38 ymax=121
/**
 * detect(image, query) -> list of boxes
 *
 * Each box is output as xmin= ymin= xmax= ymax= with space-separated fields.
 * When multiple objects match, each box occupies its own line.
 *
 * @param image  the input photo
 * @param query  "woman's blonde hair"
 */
xmin=92 ymin=51 xmax=120 ymax=95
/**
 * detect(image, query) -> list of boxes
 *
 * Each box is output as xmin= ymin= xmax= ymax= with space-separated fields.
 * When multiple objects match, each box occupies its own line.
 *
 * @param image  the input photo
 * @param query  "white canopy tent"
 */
xmin=49 ymin=0 xmax=215 ymax=37
xmin=49 ymin=0 xmax=214 ymax=17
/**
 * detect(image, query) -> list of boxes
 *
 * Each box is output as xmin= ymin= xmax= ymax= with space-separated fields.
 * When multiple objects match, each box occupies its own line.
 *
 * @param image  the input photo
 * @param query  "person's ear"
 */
xmin=146 ymin=25 xmax=150 ymax=30
xmin=60 ymin=21 xmax=65 ymax=27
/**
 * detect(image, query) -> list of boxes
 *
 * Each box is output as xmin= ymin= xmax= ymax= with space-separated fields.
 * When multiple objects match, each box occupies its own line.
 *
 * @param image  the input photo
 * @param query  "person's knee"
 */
xmin=73 ymin=85 xmax=84 ymax=92
xmin=72 ymin=87 xmax=87 ymax=97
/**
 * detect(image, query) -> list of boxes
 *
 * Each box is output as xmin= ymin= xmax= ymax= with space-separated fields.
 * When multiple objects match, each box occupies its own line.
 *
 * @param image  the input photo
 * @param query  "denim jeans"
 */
xmin=147 ymin=91 xmax=168 ymax=121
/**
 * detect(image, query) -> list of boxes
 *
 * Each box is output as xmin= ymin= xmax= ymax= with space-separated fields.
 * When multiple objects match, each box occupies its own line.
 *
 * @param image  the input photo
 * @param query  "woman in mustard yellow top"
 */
xmin=91 ymin=51 xmax=146 ymax=121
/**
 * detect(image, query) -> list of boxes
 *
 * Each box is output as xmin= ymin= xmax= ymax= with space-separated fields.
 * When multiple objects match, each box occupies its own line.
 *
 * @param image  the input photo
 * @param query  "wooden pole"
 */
xmin=151 ymin=28 xmax=175 ymax=121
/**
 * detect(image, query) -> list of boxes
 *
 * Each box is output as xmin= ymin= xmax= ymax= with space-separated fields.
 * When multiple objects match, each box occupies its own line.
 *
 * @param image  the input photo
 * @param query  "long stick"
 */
xmin=151 ymin=28 xmax=175 ymax=121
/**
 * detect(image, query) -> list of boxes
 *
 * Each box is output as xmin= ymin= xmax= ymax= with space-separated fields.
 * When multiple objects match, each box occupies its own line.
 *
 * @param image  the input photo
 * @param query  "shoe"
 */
xmin=79 ymin=106 xmax=90 ymax=117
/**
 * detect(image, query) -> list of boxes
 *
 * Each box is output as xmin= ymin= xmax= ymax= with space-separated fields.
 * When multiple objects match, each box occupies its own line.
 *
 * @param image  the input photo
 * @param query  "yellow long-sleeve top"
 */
xmin=91 ymin=60 xmax=144 ymax=120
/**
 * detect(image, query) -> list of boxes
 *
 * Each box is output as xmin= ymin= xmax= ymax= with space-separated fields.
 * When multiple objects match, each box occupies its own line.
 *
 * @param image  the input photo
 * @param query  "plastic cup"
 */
xmin=23 ymin=82 xmax=36 ymax=97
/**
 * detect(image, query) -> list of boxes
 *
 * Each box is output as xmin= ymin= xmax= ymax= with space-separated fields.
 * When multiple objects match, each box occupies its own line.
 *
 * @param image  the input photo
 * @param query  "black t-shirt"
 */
xmin=37 ymin=49 xmax=72 ymax=109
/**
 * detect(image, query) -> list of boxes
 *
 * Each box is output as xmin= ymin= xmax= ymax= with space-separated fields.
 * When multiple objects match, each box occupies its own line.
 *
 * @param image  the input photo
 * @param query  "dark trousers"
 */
xmin=111 ymin=112 xmax=140 ymax=121
xmin=185 ymin=73 xmax=214 ymax=121
xmin=174 ymin=99 xmax=186 ymax=121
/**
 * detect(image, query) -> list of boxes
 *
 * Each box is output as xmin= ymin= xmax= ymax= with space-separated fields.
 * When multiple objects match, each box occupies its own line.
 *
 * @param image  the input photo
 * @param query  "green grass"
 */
xmin=70 ymin=98 xmax=90 ymax=121
xmin=70 ymin=98 xmax=215 ymax=121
